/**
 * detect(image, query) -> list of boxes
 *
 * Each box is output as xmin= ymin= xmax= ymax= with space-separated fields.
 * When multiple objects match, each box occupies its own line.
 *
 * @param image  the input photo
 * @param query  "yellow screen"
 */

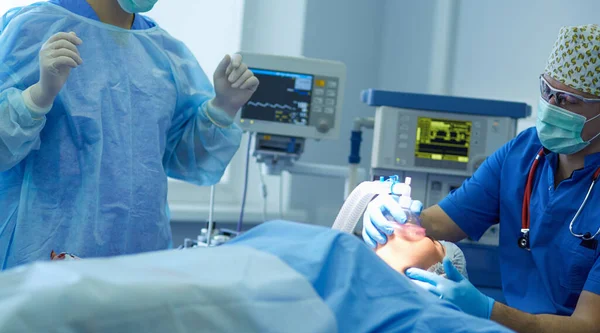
xmin=415 ymin=117 xmax=472 ymax=163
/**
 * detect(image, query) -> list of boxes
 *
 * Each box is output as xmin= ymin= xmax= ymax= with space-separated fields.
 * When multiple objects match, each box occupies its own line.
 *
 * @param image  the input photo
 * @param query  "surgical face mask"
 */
xmin=536 ymin=97 xmax=600 ymax=154
xmin=117 ymin=0 xmax=158 ymax=13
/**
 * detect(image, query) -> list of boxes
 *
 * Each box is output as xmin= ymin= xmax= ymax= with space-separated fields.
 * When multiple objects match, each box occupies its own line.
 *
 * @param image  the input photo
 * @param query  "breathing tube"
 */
xmin=331 ymin=176 xmax=417 ymax=233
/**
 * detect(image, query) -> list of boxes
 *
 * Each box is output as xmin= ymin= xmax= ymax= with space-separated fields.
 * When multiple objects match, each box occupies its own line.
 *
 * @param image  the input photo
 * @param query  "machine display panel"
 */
xmin=415 ymin=117 xmax=472 ymax=163
xmin=241 ymin=68 xmax=313 ymax=126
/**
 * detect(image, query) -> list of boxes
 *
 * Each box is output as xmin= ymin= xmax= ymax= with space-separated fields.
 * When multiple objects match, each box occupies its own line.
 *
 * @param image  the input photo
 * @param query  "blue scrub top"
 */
xmin=440 ymin=127 xmax=600 ymax=315
xmin=47 ymin=0 xmax=155 ymax=29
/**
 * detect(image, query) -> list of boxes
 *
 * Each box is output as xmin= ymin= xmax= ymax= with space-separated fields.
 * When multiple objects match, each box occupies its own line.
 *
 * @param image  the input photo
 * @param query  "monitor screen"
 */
xmin=415 ymin=117 xmax=472 ymax=163
xmin=241 ymin=68 xmax=314 ymax=126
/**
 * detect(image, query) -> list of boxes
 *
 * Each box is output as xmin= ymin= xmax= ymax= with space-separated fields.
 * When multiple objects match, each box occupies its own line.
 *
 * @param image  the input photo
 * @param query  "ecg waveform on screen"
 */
xmin=247 ymin=101 xmax=295 ymax=110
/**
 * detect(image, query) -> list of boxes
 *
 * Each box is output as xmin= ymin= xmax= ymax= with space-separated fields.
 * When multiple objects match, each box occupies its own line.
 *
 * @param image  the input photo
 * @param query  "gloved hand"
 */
xmin=212 ymin=54 xmax=259 ymax=118
xmin=362 ymin=194 xmax=423 ymax=248
xmin=405 ymin=257 xmax=495 ymax=319
xmin=23 ymin=32 xmax=83 ymax=116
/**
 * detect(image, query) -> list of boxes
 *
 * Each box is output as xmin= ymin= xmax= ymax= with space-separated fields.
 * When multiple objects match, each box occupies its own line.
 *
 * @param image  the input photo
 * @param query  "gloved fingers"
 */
xmin=215 ymin=54 xmax=232 ymax=77
xmin=361 ymin=223 xmax=378 ymax=249
xmin=405 ymin=267 xmax=445 ymax=286
xmin=47 ymin=39 xmax=81 ymax=57
xmin=51 ymin=56 xmax=79 ymax=70
xmin=238 ymin=75 xmax=260 ymax=91
xmin=231 ymin=69 xmax=254 ymax=89
xmin=379 ymin=195 xmax=408 ymax=224
xmin=362 ymin=211 xmax=389 ymax=248
xmin=409 ymin=200 xmax=424 ymax=216
xmin=411 ymin=279 xmax=441 ymax=296
xmin=228 ymin=53 xmax=243 ymax=73
xmin=228 ymin=63 xmax=248 ymax=83
xmin=49 ymin=48 xmax=83 ymax=66
xmin=366 ymin=198 xmax=397 ymax=234
xmin=442 ymin=257 xmax=464 ymax=282
xmin=47 ymin=31 xmax=83 ymax=46
xmin=225 ymin=54 xmax=242 ymax=76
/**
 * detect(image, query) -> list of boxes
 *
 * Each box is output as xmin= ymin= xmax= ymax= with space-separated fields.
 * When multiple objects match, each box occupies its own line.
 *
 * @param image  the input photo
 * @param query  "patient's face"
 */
xmin=375 ymin=226 xmax=445 ymax=274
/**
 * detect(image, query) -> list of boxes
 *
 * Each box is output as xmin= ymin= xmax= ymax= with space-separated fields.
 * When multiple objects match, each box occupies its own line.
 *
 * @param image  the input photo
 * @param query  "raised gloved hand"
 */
xmin=362 ymin=194 xmax=423 ymax=248
xmin=211 ymin=54 xmax=259 ymax=118
xmin=406 ymin=257 xmax=495 ymax=319
xmin=23 ymin=32 xmax=83 ymax=116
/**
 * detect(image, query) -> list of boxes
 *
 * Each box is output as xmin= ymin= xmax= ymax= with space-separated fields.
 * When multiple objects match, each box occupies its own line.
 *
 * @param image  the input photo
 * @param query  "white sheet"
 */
xmin=0 ymin=246 xmax=337 ymax=333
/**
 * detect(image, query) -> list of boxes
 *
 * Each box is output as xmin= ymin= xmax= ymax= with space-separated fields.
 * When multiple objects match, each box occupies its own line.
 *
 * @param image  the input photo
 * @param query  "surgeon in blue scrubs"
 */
xmin=0 ymin=0 xmax=258 ymax=269
xmin=364 ymin=24 xmax=600 ymax=333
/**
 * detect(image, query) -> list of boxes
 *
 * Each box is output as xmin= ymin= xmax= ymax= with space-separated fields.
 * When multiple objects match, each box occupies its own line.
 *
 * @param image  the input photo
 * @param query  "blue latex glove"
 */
xmin=362 ymin=194 xmax=423 ymax=248
xmin=405 ymin=257 xmax=496 ymax=319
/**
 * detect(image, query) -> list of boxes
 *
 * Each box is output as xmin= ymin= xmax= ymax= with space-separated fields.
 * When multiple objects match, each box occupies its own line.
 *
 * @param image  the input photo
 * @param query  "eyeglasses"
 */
xmin=540 ymin=75 xmax=600 ymax=106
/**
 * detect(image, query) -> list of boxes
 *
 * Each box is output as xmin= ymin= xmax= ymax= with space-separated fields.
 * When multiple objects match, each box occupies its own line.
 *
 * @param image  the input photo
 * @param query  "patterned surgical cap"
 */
xmin=545 ymin=24 xmax=600 ymax=97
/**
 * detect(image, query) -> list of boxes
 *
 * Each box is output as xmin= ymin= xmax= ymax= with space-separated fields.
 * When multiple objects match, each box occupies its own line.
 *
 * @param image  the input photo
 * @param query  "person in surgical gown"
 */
xmin=0 ymin=0 xmax=259 ymax=270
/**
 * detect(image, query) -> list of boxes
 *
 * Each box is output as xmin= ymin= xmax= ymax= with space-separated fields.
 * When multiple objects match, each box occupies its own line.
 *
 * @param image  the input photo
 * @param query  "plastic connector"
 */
xmin=397 ymin=176 xmax=412 ymax=209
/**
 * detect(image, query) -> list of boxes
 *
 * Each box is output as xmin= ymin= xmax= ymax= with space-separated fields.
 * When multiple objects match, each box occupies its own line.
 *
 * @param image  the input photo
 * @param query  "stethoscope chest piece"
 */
xmin=518 ymin=229 xmax=530 ymax=250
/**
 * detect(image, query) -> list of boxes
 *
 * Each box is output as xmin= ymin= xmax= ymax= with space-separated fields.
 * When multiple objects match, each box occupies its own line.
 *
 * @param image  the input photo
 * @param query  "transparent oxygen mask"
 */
xmin=385 ymin=176 xmax=426 ymax=241
xmin=389 ymin=213 xmax=426 ymax=241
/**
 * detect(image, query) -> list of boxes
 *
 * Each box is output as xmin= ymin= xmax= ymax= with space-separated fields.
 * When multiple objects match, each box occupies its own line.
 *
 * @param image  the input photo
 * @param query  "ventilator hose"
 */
xmin=331 ymin=181 xmax=386 ymax=233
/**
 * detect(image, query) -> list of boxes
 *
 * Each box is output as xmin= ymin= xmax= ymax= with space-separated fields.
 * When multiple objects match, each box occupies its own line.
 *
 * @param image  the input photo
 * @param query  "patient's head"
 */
xmin=375 ymin=224 xmax=467 ymax=278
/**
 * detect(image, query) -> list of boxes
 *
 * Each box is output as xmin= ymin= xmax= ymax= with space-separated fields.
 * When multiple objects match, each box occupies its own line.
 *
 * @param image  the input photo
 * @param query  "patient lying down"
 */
xmin=0 ymin=221 xmax=512 ymax=333
xmin=374 ymin=221 xmax=468 ymax=278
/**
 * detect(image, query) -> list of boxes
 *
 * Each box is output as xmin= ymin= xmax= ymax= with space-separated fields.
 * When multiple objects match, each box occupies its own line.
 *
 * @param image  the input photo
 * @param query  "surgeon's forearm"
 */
xmin=491 ymin=302 xmax=594 ymax=333
xmin=0 ymin=89 xmax=45 ymax=171
xmin=420 ymin=205 xmax=468 ymax=242
xmin=165 ymin=101 xmax=242 ymax=186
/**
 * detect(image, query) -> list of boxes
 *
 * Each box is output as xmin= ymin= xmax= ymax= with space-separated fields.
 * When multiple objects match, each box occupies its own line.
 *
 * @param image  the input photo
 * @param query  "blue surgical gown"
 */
xmin=439 ymin=127 xmax=600 ymax=315
xmin=227 ymin=221 xmax=515 ymax=333
xmin=0 ymin=2 xmax=242 ymax=269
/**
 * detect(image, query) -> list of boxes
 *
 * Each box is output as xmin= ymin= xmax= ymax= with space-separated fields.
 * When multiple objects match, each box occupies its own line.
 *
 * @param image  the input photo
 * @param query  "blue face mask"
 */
xmin=536 ymin=97 xmax=600 ymax=154
xmin=117 ymin=0 xmax=158 ymax=13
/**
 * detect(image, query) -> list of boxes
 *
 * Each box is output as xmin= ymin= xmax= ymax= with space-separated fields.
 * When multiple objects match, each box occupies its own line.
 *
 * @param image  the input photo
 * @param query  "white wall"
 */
xmin=241 ymin=0 xmax=307 ymax=56
xmin=377 ymin=1 xmax=438 ymax=93
xmin=449 ymin=0 xmax=600 ymax=132
xmin=147 ymin=0 xmax=245 ymax=81
xmin=289 ymin=0 xmax=385 ymax=225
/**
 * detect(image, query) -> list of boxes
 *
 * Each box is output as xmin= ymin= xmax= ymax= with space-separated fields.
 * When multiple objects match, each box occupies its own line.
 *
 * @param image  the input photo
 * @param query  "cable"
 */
xmin=236 ymin=133 xmax=252 ymax=233
xmin=206 ymin=185 xmax=216 ymax=246
xmin=258 ymin=162 xmax=268 ymax=222
xmin=279 ymin=175 xmax=284 ymax=220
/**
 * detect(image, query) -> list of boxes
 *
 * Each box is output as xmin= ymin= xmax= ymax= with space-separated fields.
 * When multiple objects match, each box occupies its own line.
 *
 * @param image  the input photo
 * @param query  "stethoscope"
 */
xmin=519 ymin=148 xmax=600 ymax=250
